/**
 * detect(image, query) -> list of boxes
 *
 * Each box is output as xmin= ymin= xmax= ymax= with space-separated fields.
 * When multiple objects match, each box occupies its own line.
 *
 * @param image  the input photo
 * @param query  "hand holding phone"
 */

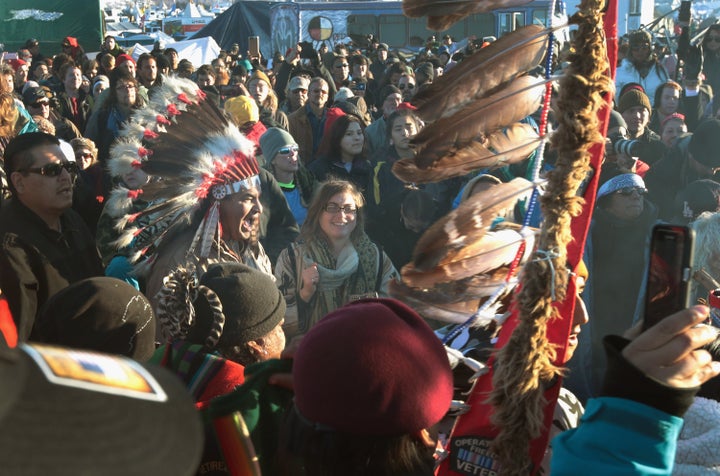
xmin=642 ymin=224 xmax=694 ymax=330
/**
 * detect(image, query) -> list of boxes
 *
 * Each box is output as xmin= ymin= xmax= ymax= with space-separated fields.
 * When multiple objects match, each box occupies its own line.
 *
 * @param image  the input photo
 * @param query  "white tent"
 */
xmin=130 ymin=35 xmax=221 ymax=67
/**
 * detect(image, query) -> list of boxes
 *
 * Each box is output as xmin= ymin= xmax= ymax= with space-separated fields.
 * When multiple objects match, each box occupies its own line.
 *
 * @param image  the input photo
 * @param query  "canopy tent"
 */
xmin=131 ymin=35 xmax=221 ymax=67
xmin=192 ymin=1 xmax=274 ymax=60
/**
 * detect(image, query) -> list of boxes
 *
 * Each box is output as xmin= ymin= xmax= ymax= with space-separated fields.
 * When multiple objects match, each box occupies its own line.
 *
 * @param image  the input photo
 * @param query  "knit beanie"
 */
xmin=34 ymin=277 xmax=157 ymax=361
xmin=689 ymin=119 xmax=720 ymax=168
xmin=617 ymin=87 xmax=652 ymax=114
xmin=293 ymin=298 xmax=453 ymax=435
xmin=193 ymin=263 xmax=285 ymax=347
xmin=248 ymin=70 xmax=271 ymax=88
xmin=224 ymin=95 xmax=259 ymax=126
xmin=415 ymin=62 xmax=435 ymax=82
xmin=628 ymin=30 xmax=652 ymax=49
xmin=260 ymin=127 xmax=297 ymax=162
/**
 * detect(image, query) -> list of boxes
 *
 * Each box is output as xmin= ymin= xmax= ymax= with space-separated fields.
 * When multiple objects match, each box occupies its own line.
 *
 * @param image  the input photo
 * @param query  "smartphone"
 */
xmin=642 ymin=224 xmax=695 ymax=330
xmin=678 ymin=1 xmax=692 ymax=26
xmin=248 ymin=36 xmax=260 ymax=58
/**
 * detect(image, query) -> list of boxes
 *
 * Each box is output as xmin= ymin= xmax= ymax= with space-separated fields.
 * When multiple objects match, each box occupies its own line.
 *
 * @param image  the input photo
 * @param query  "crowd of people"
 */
xmin=0 ymin=24 xmax=720 ymax=475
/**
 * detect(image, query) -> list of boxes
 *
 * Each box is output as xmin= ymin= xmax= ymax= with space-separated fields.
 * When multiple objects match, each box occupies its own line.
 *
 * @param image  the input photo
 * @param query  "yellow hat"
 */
xmin=224 ymin=95 xmax=259 ymax=126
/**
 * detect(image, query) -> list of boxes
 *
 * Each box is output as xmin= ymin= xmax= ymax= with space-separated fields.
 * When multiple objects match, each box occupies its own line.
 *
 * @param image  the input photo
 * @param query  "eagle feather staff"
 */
xmin=403 ymin=0 xmax=533 ymax=30
xmin=413 ymin=24 xmax=548 ymax=122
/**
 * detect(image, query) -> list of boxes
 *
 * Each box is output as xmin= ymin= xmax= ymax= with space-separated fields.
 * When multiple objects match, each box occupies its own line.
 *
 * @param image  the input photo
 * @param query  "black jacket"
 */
xmin=0 ymin=199 xmax=103 ymax=340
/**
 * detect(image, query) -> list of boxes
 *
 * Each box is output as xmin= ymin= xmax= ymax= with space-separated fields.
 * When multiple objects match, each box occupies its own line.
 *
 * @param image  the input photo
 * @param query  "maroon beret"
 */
xmin=293 ymin=298 xmax=453 ymax=435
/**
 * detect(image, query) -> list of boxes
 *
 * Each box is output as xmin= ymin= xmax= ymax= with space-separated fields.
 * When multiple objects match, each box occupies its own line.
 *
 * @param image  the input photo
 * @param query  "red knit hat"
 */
xmin=293 ymin=298 xmax=453 ymax=435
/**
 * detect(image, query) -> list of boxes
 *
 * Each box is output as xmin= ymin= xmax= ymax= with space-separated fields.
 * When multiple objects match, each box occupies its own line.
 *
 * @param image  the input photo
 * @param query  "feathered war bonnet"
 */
xmin=106 ymin=75 xmax=261 ymax=264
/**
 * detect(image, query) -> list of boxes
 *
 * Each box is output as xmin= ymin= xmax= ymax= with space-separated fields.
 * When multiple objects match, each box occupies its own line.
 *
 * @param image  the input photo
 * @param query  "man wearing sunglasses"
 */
xmin=615 ymin=29 xmax=669 ymax=102
xmin=0 ymin=132 xmax=103 ymax=341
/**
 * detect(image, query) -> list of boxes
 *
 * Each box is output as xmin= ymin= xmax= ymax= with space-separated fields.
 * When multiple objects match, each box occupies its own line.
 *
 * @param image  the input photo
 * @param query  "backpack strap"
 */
xmin=375 ymin=243 xmax=383 ymax=293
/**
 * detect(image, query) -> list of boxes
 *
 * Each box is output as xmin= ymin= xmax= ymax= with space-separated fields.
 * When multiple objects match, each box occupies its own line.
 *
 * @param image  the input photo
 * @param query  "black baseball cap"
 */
xmin=0 ymin=343 xmax=203 ymax=475
xmin=25 ymin=38 xmax=39 ymax=48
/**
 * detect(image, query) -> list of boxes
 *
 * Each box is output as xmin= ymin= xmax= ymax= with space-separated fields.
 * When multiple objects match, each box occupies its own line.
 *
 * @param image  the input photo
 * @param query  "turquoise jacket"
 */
xmin=551 ymin=397 xmax=682 ymax=475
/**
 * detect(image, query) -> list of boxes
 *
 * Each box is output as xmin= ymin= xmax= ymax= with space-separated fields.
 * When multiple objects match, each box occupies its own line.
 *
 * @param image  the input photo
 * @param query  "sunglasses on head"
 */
xmin=616 ymin=186 xmax=647 ymax=196
xmin=278 ymin=145 xmax=299 ymax=155
xmin=21 ymin=161 xmax=78 ymax=177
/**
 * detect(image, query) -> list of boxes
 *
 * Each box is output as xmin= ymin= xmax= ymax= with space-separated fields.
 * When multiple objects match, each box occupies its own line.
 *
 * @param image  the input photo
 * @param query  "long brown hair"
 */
xmin=300 ymin=179 xmax=365 ymax=245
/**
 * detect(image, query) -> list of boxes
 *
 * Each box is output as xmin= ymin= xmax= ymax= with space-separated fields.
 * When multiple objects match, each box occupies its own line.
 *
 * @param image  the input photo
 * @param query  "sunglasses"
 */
xmin=76 ymin=152 xmax=94 ymax=160
xmin=352 ymin=83 xmax=366 ymax=91
xmin=323 ymin=203 xmax=357 ymax=214
xmin=21 ymin=161 xmax=78 ymax=177
xmin=278 ymin=145 xmax=299 ymax=155
xmin=31 ymin=101 xmax=50 ymax=108
xmin=399 ymin=83 xmax=415 ymax=90
xmin=616 ymin=186 xmax=647 ymax=196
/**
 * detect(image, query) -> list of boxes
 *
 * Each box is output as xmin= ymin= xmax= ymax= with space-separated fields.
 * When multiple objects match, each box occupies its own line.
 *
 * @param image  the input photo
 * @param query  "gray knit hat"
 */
xmin=260 ymin=127 xmax=297 ymax=163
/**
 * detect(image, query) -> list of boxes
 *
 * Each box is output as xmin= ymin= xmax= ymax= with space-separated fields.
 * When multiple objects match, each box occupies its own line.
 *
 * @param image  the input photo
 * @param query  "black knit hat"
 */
xmin=192 ymin=263 xmax=286 ymax=347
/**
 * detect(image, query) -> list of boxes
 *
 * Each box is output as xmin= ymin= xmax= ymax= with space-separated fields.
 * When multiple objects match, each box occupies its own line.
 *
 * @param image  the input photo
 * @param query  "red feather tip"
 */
xmin=167 ymin=104 xmax=181 ymax=116
xmin=127 ymin=189 xmax=143 ymax=199
xmin=95 ymin=195 xmax=104 ymax=204
xmin=127 ymin=212 xmax=141 ymax=223
xmin=156 ymin=114 xmax=172 ymax=126
xmin=143 ymin=129 xmax=159 ymax=140
xmin=131 ymin=160 xmax=143 ymax=168
xmin=196 ymin=89 xmax=207 ymax=101
xmin=177 ymin=93 xmax=193 ymax=105
xmin=137 ymin=147 xmax=152 ymax=158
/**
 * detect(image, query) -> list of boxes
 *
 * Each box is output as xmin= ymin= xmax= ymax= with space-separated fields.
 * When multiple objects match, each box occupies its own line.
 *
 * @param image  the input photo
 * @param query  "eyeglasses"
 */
xmin=116 ymin=83 xmax=136 ymax=91
xmin=616 ymin=186 xmax=647 ymax=196
xmin=21 ymin=161 xmax=78 ymax=177
xmin=707 ymin=36 xmax=720 ymax=43
xmin=323 ymin=203 xmax=357 ymax=214
xmin=399 ymin=83 xmax=415 ymax=90
xmin=278 ymin=145 xmax=299 ymax=155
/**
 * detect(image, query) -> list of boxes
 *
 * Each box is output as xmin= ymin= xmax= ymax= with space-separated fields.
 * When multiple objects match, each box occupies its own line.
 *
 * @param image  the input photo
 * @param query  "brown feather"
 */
xmin=413 ymin=25 xmax=547 ymax=122
xmin=390 ymin=270 xmax=511 ymax=304
xmin=413 ymin=178 xmax=535 ymax=270
xmin=411 ymin=75 xmax=546 ymax=168
xmin=394 ymin=123 xmax=541 ymax=183
xmin=403 ymin=0 xmax=533 ymax=30
xmin=401 ymin=230 xmax=535 ymax=286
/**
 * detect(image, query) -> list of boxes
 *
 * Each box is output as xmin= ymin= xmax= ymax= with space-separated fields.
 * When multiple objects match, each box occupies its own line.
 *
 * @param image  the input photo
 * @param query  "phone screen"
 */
xmin=643 ymin=225 xmax=693 ymax=329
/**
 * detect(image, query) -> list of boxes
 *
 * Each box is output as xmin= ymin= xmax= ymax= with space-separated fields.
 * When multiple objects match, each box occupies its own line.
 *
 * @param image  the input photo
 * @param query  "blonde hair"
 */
xmin=0 ymin=93 xmax=19 ymax=138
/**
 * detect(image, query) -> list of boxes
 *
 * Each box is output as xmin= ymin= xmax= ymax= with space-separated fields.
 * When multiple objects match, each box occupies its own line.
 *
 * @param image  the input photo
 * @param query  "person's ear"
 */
xmin=246 ymin=338 xmax=266 ymax=357
xmin=10 ymin=171 xmax=26 ymax=195
xmin=413 ymin=428 xmax=437 ymax=449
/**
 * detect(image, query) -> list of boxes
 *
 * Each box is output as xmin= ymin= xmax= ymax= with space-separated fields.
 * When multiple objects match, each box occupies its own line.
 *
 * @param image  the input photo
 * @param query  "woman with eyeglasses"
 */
xmin=274 ymin=179 xmax=398 ymax=340
xmin=575 ymin=172 xmax=659 ymax=398
xmin=261 ymin=127 xmax=317 ymax=227
xmin=85 ymin=67 xmax=146 ymax=197
xmin=615 ymin=30 xmax=669 ymax=102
